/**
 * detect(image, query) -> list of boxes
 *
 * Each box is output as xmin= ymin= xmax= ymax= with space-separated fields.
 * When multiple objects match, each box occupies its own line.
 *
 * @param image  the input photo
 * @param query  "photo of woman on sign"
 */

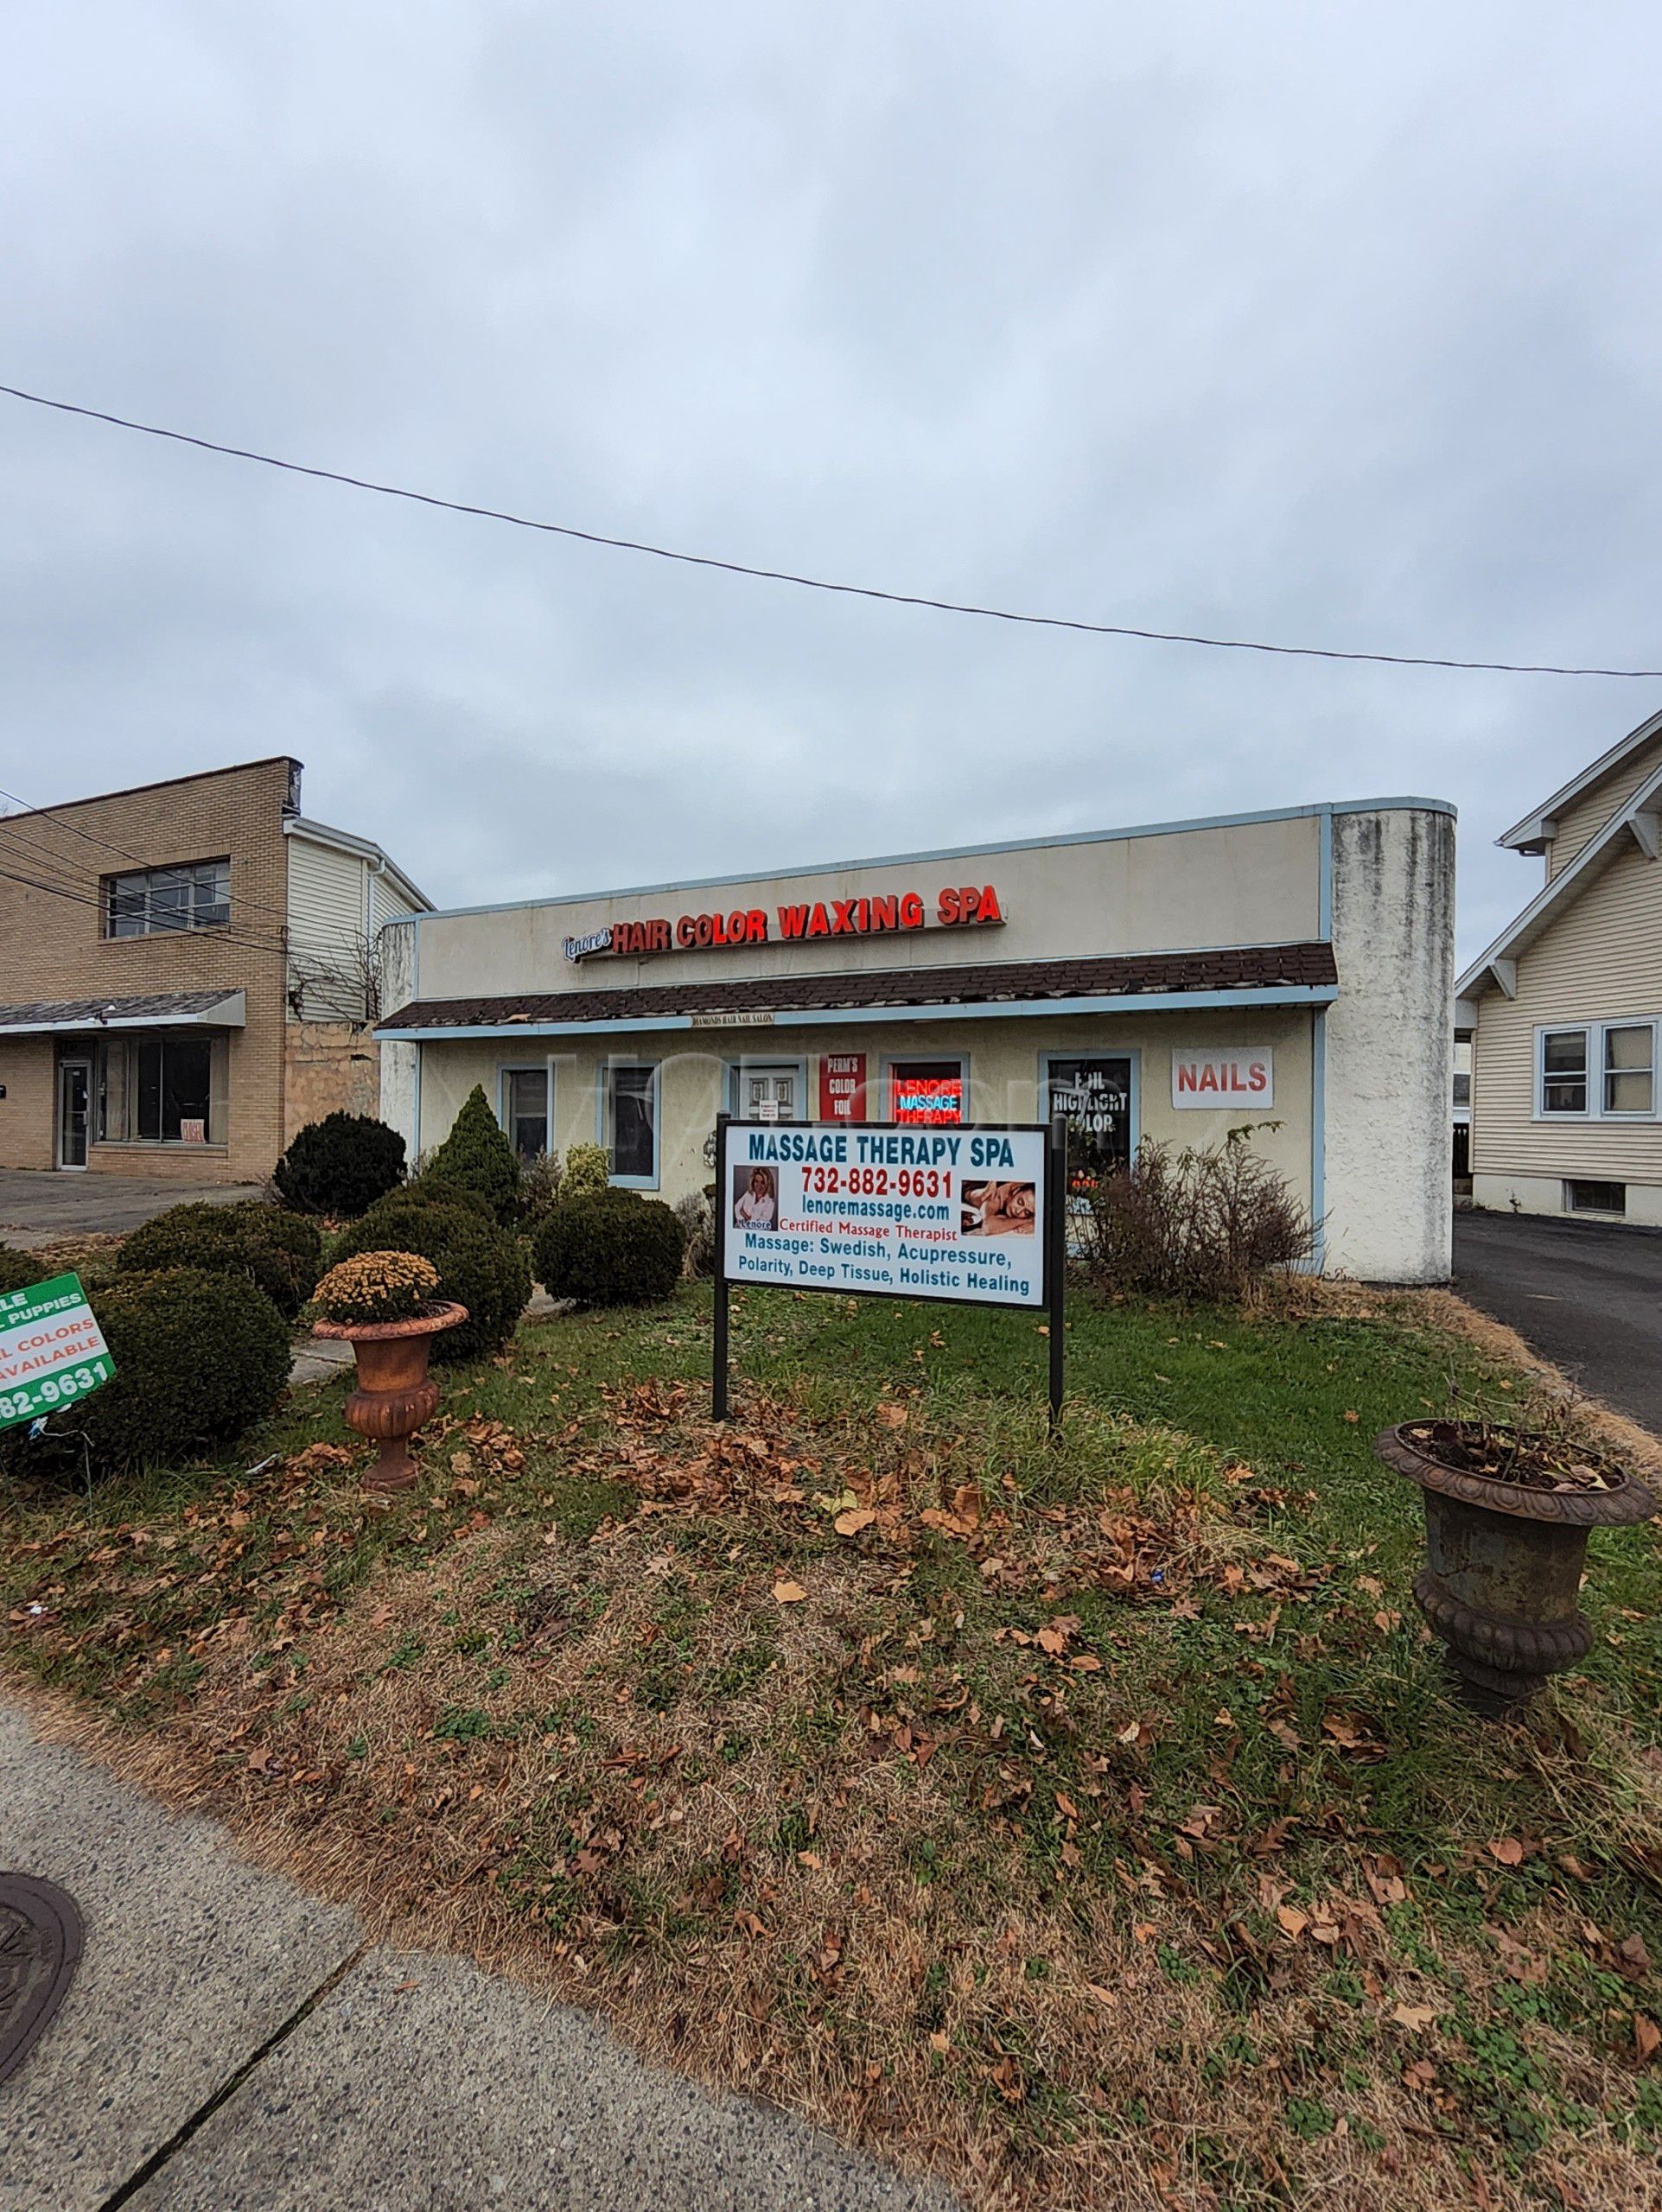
xmin=733 ymin=1165 xmax=779 ymax=1230
xmin=960 ymin=1180 xmax=1036 ymax=1237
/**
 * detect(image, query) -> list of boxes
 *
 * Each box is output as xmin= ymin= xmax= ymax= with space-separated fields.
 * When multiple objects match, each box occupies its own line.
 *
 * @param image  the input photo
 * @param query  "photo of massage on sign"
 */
xmin=732 ymin=1164 xmax=780 ymax=1230
xmin=959 ymin=1179 xmax=1037 ymax=1236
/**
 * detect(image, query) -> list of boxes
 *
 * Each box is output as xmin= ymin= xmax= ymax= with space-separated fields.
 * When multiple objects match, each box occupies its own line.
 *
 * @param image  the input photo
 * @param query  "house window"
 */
xmin=1042 ymin=1054 xmax=1135 ymax=1185
xmin=104 ymin=860 xmax=231 ymax=938
xmin=605 ymin=1064 xmax=659 ymax=1185
xmin=501 ymin=1067 xmax=550 ymax=1160
xmin=1539 ymin=1030 xmax=1589 ymax=1116
xmin=96 ymin=1035 xmax=217 ymax=1143
xmin=1566 ymin=1179 xmax=1626 ymax=1216
xmin=886 ymin=1058 xmax=966 ymax=1124
xmin=1603 ymin=1025 xmax=1655 ymax=1116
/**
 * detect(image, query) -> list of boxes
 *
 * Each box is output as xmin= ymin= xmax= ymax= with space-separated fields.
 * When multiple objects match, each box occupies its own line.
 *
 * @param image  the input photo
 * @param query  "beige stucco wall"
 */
xmin=411 ymin=810 xmax=1323 ymax=1002
xmin=411 ymin=1007 xmax=1316 ymax=1211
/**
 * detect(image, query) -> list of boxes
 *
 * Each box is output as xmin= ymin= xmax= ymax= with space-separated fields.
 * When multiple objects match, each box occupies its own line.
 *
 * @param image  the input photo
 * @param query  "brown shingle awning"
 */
xmin=379 ymin=944 xmax=1337 ymax=1034
xmin=0 ymin=990 xmax=247 ymax=1037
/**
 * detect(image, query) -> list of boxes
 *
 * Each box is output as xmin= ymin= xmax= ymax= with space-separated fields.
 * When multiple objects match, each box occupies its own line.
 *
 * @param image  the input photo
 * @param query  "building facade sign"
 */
xmin=1044 ymin=1054 xmax=1133 ymax=1181
xmin=1170 ymin=1048 xmax=1274 ymax=1109
xmin=564 ymin=885 xmax=1005 ymax=963
xmin=818 ymin=1052 xmax=868 ymax=1122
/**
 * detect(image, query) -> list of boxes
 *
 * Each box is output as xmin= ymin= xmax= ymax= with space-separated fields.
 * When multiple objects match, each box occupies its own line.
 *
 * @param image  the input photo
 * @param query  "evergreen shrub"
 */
xmin=118 ymin=1201 xmax=322 ymax=1319
xmin=533 ymin=1193 xmax=686 ymax=1308
xmin=273 ymin=1112 xmax=405 ymax=1217
xmin=423 ymin=1085 xmax=522 ymax=1222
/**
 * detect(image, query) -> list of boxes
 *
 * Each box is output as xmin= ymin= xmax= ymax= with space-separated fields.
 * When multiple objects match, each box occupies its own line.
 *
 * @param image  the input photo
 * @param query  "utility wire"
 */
xmin=0 ymin=856 xmax=292 ymax=959
xmin=0 ymin=780 xmax=302 ymax=931
xmin=3 ymin=379 xmax=1659 ymax=681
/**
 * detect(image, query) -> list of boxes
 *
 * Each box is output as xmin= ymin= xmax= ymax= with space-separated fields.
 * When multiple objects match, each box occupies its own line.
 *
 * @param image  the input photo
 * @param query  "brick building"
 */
xmin=0 ymin=758 xmax=428 ymax=1183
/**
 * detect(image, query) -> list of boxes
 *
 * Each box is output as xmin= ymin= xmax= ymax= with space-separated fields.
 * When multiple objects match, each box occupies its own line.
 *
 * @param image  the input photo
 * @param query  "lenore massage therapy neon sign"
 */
xmin=564 ymin=885 xmax=1005 ymax=963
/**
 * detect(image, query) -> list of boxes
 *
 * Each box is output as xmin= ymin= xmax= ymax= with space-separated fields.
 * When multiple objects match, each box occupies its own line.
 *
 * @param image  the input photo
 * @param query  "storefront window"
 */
xmin=94 ymin=1035 xmax=216 ymax=1142
xmin=888 ymin=1058 xmax=965 ymax=1124
xmin=1043 ymin=1055 xmax=1134 ymax=1189
xmin=503 ymin=1067 xmax=550 ymax=1159
xmin=608 ymin=1064 xmax=659 ymax=1183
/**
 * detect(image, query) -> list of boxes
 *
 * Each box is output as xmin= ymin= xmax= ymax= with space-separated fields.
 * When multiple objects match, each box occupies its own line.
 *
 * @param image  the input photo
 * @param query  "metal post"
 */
xmin=712 ymin=1113 xmax=730 ymax=1421
xmin=1048 ymin=1112 xmax=1067 ymax=1438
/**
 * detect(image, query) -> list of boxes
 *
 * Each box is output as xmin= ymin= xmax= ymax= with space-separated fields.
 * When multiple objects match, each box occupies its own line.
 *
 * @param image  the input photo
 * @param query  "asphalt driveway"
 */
xmin=0 ymin=1167 xmax=264 ymax=1247
xmin=1452 ymin=1207 xmax=1662 ymax=1435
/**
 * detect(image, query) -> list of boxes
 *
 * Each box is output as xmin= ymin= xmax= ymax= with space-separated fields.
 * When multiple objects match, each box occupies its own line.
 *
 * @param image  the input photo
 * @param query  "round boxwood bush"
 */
xmin=333 ymin=1196 xmax=530 ymax=1363
xmin=400 ymin=1173 xmax=494 ymax=1220
xmin=3 ymin=1268 xmax=290 ymax=1481
xmin=0 ymin=1243 xmax=42 ymax=1296
xmin=423 ymin=1084 xmax=522 ymax=1223
xmin=533 ymin=1193 xmax=686 ymax=1308
xmin=117 ymin=1200 xmax=321 ymax=1320
xmin=273 ymin=1112 xmax=405 ymax=1217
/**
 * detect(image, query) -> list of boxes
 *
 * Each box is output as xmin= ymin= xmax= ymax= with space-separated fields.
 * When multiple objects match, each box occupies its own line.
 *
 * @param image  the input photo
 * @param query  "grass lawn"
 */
xmin=4 ymin=1278 xmax=1661 ymax=2209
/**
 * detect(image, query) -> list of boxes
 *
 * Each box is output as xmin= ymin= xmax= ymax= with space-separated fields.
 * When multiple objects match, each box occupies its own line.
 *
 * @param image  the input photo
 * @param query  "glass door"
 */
xmin=57 ymin=1058 xmax=91 ymax=1169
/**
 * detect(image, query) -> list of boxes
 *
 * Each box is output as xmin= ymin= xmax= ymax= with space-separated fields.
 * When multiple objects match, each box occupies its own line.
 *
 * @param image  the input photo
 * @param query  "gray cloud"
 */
xmin=3 ymin=2 xmax=1659 ymax=963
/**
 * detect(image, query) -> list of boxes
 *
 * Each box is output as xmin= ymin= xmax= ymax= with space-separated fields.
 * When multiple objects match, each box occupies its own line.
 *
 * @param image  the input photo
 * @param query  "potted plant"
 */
xmin=310 ymin=1251 xmax=468 ymax=1494
xmin=1375 ymin=1414 xmax=1656 ymax=1714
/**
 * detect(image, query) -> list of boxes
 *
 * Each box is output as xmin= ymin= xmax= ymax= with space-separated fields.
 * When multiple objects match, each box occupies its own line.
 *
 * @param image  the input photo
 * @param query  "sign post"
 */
xmin=713 ymin=1113 xmax=1065 ymax=1432
xmin=0 ymin=1273 xmax=115 ymax=1432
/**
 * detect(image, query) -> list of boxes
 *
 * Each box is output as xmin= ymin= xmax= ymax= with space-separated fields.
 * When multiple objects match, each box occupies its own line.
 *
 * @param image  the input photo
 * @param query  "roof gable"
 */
xmin=1499 ymin=707 xmax=1662 ymax=854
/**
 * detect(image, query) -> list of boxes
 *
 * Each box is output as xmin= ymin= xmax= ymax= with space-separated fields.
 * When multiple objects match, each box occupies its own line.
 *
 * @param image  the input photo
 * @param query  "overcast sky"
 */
xmin=4 ymin=4 xmax=1659 ymax=967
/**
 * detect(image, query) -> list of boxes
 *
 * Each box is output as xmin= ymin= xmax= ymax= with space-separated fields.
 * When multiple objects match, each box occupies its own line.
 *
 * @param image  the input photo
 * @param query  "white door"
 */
xmin=742 ymin=1066 xmax=801 ymax=1122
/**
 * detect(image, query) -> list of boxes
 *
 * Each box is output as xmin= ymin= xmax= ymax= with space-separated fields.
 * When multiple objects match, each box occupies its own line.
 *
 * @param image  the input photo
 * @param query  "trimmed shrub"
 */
xmin=273 ymin=1112 xmax=405 ymax=1217
xmin=312 ymin=1250 xmax=440 ymax=1326
xmin=1078 ymin=1133 xmax=1316 ymax=1304
xmin=3 ymin=1268 xmax=290 ymax=1480
xmin=534 ymin=1193 xmax=686 ymax=1308
xmin=424 ymin=1084 xmax=522 ymax=1223
xmin=401 ymin=1174 xmax=494 ymax=1220
xmin=333 ymin=1196 xmax=531 ymax=1363
xmin=0 ymin=1243 xmax=42 ymax=1296
xmin=560 ymin=1141 xmax=611 ymax=1202
xmin=118 ymin=1200 xmax=321 ymax=1320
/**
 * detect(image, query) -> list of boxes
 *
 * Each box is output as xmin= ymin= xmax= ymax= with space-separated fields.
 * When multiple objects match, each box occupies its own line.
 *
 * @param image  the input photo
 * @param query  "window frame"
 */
xmin=1534 ymin=1019 xmax=1661 ymax=1122
xmin=880 ymin=1053 xmax=970 ymax=1126
xmin=497 ymin=1062 xmax=553 ymax=1162
xmin=725 ymin=1056 xmax=810 ymax=1122
xmin=598 ymin=1059 xmax=661 ymax=1188
xmin=1038 ymin=1049 xmax=1140 ymax=1180
xmin=102 ymin=857 xmax=232 ymax=939
xmin=94 ymin=1033 xmax=224 ymax=1147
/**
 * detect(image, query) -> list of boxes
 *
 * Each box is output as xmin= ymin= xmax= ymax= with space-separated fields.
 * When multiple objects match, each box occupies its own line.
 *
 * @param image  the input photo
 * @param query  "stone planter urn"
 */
xmin=311 ymin=1303 xmax=468 ymax=1494
xmin=1375 ymin=1421 xmax=1656 ymax=1714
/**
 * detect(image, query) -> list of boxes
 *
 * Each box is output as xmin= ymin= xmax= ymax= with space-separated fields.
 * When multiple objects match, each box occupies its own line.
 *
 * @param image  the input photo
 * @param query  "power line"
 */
xmin=3 ymin=379 xmax=1659 ymax=682
xmin=0 ymin=781 xmax=301 ymax=931
xmin=0 ymin=855 xmax=291 ymax=959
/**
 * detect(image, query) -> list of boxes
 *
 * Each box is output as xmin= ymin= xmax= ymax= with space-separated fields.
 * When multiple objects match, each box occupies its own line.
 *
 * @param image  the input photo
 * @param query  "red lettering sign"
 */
xmin=818 ymin=1052 xmax=868 ymax=1122
xmin=566 ymin=887 xmax=1006 ymax=963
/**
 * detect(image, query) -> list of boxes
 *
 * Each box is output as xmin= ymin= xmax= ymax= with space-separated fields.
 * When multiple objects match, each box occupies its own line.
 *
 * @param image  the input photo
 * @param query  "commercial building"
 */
xmin=379 ymin=796 xmax=1455 ymax=1282
xmin=1458 ymin=707 xmax=1662 ymax=1224
xmin=0 ymin=758 xmax=428 ymax=1183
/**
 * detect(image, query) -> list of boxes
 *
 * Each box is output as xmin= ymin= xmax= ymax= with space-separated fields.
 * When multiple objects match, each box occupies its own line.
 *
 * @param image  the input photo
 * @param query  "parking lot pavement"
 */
xmin=1452 ymin=1207 xmax=1662 ymax=1436
xmin=0 ymin=1168 xmax=264 ymax=1247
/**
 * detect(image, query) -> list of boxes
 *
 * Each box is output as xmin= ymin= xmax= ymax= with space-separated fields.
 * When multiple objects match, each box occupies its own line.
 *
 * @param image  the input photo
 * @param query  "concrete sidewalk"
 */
xmin=0 ymin=1705 xmax=952 ymax=2212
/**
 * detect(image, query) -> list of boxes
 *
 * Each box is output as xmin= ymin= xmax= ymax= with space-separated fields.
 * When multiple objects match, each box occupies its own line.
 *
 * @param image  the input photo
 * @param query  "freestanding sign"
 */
xmin=714 ymin=1116 xmax=1066 ymax=1429
xmin=0 ymin=1273 xmax=115 ymax=1431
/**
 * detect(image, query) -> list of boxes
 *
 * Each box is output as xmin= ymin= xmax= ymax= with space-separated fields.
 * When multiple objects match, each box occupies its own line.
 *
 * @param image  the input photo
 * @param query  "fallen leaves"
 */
xmin=772 ymin=1579 xmax=808 ymax=1605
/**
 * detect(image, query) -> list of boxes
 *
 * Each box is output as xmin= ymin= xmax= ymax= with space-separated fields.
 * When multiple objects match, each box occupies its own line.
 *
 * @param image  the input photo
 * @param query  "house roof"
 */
xmin=379 ymin=942 xmax=1339 ymax=1038
xmin=284 ymin=815 xmax=432 ymax=913
xmin=1497 ymin=707 xmax=1662 ymax=853
xmin=0 ymin=989 xmax=247 ymax=1036
xmin=1457 ymin=754 xmax=1662 ymax=1004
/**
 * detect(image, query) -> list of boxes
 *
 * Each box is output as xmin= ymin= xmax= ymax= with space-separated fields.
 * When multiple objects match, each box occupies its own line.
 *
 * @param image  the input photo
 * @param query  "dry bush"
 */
xmin=1079 ymin=1132 xmax=1316 ymax=1303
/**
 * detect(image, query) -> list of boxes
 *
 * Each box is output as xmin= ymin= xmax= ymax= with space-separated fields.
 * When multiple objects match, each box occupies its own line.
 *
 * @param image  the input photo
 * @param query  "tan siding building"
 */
xmin=1459 ymin=709 xmax=1662 ymax=1222
xmin=0 ymin=760 xmax=427 ymax=1183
